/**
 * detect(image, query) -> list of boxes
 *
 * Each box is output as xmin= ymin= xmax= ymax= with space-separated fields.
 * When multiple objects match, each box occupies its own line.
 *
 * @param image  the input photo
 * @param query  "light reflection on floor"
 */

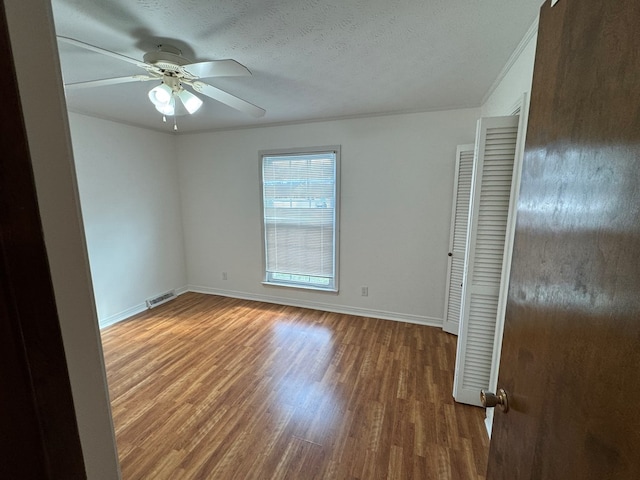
xmin=271 ymin=321 xmax=342 ymax=439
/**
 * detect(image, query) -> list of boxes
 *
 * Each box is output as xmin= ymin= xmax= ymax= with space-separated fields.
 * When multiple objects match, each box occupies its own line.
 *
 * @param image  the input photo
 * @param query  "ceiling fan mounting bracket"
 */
xmin=156 ymin=44 xmax=181 ymax=55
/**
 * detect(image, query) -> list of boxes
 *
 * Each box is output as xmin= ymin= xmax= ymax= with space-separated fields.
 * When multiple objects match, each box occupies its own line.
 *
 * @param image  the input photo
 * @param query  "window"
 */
xmin=260 ymin=147 xmax=340 ymax=292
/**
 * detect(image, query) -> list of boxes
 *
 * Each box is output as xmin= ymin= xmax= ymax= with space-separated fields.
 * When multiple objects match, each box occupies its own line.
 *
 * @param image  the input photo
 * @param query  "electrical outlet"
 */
xmin=361 ymin=286 xmax=368 ymax=296
xmin=222 ymin=272 xmax=228 ymax=280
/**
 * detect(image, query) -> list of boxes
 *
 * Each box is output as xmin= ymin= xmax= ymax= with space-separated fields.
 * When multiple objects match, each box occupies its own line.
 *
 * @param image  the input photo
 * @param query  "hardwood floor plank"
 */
xmin=100 ymin=293 xmax=489 ymax=479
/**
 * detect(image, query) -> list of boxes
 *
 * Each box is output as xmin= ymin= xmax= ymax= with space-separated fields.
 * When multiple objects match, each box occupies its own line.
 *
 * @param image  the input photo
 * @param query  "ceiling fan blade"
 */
xmin=57 ymin=36 xmax=147 ymax=69
xmin=181 ymin=59 xmax=251 ymax=78
xmin=65 ymin=75 xmax=157 ymax=90
xmin=191 ymin=81 xmax=265 ymax=118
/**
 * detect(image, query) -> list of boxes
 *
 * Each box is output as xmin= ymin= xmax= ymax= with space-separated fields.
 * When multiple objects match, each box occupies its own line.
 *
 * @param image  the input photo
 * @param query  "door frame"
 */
xmin=0 ymin=2 xmax=85 ymax=476
xmin=2 ymin=0 xmax=121 ymax=477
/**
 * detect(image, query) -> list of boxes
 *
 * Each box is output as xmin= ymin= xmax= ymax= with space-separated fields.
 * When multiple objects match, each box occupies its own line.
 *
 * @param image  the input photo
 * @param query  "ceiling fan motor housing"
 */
xmin=143 ymin=45 xmax=191 ymax=73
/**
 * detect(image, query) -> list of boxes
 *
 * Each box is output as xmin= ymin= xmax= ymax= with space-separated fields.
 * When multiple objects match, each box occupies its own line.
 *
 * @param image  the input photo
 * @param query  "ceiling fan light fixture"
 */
xmin=178 ymin=88 xmax=203 ymax=114
xmin=154 ymin=95 xmax=176 ymax=116
xmin=148 ymin=83 xmax=173 ymax=108
xmin=58 ymin=37 xmax=265 ymax=125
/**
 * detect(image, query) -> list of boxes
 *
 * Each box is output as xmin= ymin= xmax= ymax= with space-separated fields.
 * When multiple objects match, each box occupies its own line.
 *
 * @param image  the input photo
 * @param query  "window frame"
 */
xmin=259 ymin=145 xmax=341 ymax=293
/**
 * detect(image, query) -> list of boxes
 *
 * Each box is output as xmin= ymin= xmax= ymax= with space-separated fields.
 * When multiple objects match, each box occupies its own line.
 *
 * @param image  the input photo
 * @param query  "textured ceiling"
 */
xmin=51 ymin=0 xmax=541 ymax=134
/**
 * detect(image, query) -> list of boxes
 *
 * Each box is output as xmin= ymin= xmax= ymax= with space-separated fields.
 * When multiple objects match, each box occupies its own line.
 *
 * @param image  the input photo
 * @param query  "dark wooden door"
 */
xmin=487 ymin=0 xmax=640 ymax=478
xmin=0 ymin=4 xmax=86 ymax=478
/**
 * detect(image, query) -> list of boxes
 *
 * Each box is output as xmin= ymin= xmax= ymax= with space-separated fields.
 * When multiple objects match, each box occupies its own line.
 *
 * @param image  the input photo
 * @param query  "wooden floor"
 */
xmin=100 ymin=293 xmax=489 ymax=479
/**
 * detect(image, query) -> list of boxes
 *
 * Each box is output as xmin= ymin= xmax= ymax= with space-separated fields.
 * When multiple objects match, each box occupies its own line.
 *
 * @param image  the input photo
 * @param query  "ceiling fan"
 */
xmin=57 ymin=36 xmax=266 ymax=127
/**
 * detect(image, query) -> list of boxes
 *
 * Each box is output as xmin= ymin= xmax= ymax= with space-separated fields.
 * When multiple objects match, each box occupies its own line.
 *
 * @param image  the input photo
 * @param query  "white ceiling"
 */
xmin=51 ymin=0 xmax=540 ymax=134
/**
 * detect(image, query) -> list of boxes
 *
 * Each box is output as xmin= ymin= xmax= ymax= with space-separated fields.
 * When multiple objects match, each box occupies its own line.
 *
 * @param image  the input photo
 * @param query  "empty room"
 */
xmin=3 ymin=0 xmax=639 ymax=479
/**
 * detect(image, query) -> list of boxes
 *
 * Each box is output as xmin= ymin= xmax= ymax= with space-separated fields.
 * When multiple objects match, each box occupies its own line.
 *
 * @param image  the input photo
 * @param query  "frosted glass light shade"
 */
xmin=155 ymin=95 xmax=176 ymax=115
xmin=149 ymin=83 xmax=202 ymax=116
xmin=178 ymin=88 xmax=203 ymax=114
xmin=148 ymin=83 xmax=173 ymax=108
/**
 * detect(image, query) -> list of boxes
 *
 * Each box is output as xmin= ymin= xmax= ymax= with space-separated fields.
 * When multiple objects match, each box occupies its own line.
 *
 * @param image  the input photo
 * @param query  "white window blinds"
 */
xmin=261 ymin=148 xmax=339 ymax=291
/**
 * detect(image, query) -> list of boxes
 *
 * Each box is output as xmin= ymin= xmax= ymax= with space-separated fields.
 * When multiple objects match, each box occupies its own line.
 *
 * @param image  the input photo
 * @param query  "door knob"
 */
xmin=480 ymin=388 xmax=509 ymax=413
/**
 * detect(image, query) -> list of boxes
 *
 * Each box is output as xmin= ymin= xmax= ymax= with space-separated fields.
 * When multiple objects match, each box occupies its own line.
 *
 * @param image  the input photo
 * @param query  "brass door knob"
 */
xmin=480 ymin=388 xmax=509 ymax=413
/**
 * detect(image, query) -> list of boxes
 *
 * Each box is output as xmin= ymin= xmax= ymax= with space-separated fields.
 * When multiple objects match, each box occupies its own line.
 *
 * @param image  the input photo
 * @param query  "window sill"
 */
xmin=261 ymin=281 xmax=338 ymax=294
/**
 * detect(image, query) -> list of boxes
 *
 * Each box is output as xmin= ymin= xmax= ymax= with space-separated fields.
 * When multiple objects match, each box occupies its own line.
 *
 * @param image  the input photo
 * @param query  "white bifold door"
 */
xmin=442 ymin=144 xmax=474 ymax=335
xmin=452 ymin=115 xmax=522 ymax=407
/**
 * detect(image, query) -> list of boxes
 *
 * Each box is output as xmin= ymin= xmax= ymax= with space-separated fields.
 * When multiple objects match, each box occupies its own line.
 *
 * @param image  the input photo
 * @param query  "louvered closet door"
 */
xmin=442 ymin=144 xmax=474 ymax=335
xmin=453 ymin=116 xmax=519 ymax=407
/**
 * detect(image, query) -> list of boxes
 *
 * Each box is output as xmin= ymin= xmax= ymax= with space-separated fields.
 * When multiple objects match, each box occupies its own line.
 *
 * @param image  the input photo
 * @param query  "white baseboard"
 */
xmin=175 ymin=285 xmax=189 ymax=296
xmin=98 ymin=286 xmax=189 ymax=329
xmin=98 ymin=285 xmax=444 ymax=329
xmin=99 ymin=303 xmax=147 ymax=329
xmin=187 ymin=285 xmax=443 ymax=328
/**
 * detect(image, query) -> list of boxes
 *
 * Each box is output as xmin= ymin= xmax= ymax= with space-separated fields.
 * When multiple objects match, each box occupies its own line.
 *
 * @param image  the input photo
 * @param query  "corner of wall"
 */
xmin=481 ymin=17 xmax=539 ymax=117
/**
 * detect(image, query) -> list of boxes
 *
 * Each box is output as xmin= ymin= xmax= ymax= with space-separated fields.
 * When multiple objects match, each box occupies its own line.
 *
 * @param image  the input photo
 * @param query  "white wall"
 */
xmin=4 ymin=0 xmax=120 ymax=478
xmin=51 ymin=26 xmax=539 ymax=332
xmin=177 ymin=109 xmax=479 ymax=325
xmin=482 ymin=21 xmax=538 ymax=117
xmin=69 ymin=114 xmax=188 ymax=326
